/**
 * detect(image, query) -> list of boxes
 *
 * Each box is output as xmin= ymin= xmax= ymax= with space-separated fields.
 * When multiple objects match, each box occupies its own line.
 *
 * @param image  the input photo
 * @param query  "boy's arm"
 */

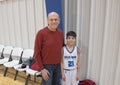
xmin=61 ymin=56 xmax=64 ymax=75
xmin=61 ymin=48 xmax=66 ymax=81
xmin=61 ymin=49 xmax=64 ymax=76
xmin=77 ymin=47 xmax=80 ymax=79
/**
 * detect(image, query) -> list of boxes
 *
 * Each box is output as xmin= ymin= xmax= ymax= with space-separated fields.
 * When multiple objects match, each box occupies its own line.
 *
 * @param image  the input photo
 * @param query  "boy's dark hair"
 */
xmin=66 ymin=31 xmax=76 ymax=38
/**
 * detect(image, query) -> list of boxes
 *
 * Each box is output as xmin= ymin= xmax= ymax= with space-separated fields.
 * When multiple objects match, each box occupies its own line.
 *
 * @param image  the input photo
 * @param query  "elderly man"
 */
xmin=33 ymin=12 xmax=64 ymax=85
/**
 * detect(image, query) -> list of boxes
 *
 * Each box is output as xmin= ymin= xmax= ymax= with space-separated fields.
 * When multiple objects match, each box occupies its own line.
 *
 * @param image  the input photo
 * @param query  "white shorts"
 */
xmin=62 ymin=69 xmax=79 ymax=85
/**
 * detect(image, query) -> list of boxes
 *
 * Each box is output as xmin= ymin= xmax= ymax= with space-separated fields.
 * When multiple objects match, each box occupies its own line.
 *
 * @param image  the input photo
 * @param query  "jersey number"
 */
xmin=68 ymin=61 xmax=74 ymax=67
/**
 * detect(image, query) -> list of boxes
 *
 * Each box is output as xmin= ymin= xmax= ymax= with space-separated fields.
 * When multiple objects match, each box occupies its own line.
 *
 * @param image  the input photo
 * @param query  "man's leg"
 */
xmin=52 ymin=64 xmax=61 ymax=85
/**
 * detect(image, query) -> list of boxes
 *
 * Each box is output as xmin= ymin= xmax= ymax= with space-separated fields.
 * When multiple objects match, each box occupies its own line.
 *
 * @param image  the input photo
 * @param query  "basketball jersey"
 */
xmin=63 ymin=46 xmax=78 ymax=69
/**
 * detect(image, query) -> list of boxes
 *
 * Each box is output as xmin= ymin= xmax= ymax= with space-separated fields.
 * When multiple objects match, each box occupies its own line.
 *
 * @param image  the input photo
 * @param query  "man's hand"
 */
xmin=41 ymin=68 xmax=50 ymax=81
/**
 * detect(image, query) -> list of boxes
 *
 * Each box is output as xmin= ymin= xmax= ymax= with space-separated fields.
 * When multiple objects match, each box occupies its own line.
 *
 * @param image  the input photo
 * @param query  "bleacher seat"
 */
xmin=3 ymin=47 xmax=23 ymax=76
xmin=14 ymin=49 xmax=34 ymax=80
xmin=0 ymin=44 xmax=4 ymax=59
xmin=0 ymin=46 xmax=13 ymax=65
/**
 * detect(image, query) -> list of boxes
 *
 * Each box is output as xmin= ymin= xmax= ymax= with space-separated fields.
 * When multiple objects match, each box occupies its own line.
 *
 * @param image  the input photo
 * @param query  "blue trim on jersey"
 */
xmin=65 ymin=46 xmax=75 ymax=53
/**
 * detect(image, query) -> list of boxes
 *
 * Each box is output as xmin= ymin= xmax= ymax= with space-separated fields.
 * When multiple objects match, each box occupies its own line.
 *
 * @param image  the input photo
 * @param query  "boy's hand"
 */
xmin=76 ymin=73 xmax=80 ymax=81
xmin=62 ymin=74 xmax=66 ymax=81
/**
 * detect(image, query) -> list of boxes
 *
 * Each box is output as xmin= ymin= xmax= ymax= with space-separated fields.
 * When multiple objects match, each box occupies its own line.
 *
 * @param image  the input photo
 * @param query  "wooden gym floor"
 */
xmin=0 ymin=65 xmax=42 ymax=85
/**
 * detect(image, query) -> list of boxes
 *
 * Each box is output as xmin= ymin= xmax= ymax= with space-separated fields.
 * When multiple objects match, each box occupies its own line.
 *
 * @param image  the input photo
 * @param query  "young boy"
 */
xmin=61 ymin=31 xmax=80 ymax=85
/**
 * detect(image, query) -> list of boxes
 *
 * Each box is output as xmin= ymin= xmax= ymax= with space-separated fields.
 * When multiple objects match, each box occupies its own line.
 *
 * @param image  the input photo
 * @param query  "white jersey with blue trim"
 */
xmin=63 ymin=46 xmax=78 ymax=70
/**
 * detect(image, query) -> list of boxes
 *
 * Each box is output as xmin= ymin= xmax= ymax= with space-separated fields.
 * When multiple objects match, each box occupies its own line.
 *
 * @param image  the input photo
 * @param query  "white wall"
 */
xmin=0 ymin=0 xmax=47 ymax=49
xmin=88 ymin=0 xmax=120 ymax=85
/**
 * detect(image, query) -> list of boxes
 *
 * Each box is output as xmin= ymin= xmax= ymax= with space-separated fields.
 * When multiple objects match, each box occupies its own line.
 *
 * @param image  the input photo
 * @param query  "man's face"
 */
xmin=47 ymin=14 xmax=60 ymax=30
xmin=66 ymin=36 xmax=76 ymax=46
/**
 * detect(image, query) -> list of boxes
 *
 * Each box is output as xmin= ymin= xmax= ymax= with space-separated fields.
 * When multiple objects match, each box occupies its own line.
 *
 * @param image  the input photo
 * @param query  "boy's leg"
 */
xmin=62 ymin=70 xmax=71 ymax=85
xmin=71 ymin=69 xmax=79 ymax=85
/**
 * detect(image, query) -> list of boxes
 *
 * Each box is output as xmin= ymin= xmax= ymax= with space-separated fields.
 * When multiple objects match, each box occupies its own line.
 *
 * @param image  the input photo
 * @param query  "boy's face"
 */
xmin=66 ymin=36 xmax=76 ymax=46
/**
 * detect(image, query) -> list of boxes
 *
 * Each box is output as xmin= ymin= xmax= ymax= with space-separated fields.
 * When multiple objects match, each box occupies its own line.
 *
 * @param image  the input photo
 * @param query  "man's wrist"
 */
xmin=40 ymin=67 xmax=44 ymax=71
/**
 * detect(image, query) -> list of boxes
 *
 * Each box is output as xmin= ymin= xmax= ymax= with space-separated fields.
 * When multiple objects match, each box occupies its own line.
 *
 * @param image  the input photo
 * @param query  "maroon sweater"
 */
xmin=34 ymin=27 xmax=64 ymax=70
